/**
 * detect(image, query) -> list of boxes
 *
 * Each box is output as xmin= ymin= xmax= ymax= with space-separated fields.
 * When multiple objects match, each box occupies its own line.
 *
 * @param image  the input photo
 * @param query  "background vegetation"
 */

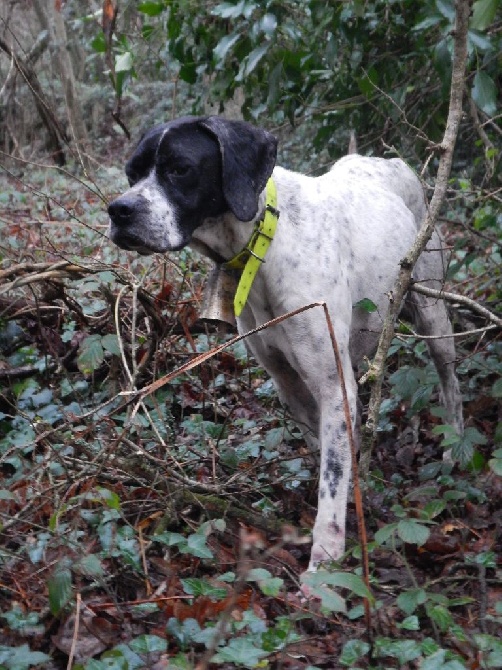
xmin=0 ymin=0 xmax=501 ymax=667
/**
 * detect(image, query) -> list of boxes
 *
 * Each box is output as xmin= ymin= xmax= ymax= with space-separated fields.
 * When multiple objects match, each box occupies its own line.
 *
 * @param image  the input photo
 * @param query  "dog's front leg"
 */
xmin=308 ymin=382 xmax=357 ymax=572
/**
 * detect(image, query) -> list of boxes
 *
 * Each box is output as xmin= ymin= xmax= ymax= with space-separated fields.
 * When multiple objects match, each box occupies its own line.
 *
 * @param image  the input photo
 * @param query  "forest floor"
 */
xmin=0 ymin=145 xmax=501 ymax=669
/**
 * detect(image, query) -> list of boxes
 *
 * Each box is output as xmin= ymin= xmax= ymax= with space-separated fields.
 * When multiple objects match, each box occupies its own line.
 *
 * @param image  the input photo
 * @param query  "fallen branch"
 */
xmin=0 ymin=260 xmax=113 ymax=295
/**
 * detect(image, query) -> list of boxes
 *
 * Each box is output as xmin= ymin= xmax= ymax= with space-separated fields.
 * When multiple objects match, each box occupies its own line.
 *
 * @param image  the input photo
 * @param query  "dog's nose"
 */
xmin=108 ymin=196 xmax=137 ymax=224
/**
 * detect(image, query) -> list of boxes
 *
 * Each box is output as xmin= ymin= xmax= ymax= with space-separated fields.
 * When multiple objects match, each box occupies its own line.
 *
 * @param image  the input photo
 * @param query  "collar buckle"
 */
xmin=223 ymin=178 xmax=279 ymax=317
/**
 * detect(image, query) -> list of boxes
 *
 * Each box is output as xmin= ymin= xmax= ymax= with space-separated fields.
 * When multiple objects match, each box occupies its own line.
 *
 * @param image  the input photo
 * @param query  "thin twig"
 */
xmin=395 ymin=323 xmax=497 ymax=340
xmin=66 ymin=592 xmax=82 ymax=670
xmin=411 ymin=282 xmax=502 ymax=328
xmin=320 ymin=304 xmax=373 ymax=638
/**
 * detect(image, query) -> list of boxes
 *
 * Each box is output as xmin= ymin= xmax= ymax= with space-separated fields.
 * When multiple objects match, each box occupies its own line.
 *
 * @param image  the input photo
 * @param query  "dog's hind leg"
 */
xmin=404 ymin=289 xmax=464 ymax=436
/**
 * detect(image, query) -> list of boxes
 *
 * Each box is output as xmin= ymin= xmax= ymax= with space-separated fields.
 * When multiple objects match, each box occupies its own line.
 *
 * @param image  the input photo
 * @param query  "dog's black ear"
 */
xmin=200 ymin=117 xmax=277 ymax=222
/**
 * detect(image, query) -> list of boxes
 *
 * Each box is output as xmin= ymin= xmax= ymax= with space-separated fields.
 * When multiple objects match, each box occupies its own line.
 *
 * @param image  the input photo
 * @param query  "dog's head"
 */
xmin=107 ymin=116 xmax=277 ymax=254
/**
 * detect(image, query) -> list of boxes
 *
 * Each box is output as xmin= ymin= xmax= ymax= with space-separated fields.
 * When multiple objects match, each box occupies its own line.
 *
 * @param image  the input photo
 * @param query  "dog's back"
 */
xmin=330 ymin=154 xmax=427 ymax=229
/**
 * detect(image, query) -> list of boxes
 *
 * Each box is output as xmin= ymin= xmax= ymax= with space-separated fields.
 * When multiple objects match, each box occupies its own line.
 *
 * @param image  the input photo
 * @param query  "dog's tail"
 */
xmin=347 ymin=130 xmax=358 ymax=154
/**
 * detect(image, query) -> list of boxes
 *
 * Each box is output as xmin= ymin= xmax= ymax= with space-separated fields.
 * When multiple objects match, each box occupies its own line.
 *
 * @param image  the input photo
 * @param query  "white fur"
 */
xmin=194 ymin=158 xmax=463 ymax=569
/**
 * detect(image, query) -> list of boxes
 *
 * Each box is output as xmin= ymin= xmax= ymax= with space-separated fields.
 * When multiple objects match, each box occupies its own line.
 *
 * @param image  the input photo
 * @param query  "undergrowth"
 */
xmin=0 ymin=158 xmax=501 ymax=669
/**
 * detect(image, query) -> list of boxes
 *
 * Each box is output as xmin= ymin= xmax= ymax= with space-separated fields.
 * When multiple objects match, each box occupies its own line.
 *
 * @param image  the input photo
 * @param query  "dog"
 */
xmin=108 ymin=116 xmax=464 ymax=571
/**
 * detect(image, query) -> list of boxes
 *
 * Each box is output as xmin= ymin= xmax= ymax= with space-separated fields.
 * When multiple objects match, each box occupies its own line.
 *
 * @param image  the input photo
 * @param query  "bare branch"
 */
xmin=359 ymin=0 xmax=472 ymax=465
xmin=411 ymin=281 xmax=502 ymax=328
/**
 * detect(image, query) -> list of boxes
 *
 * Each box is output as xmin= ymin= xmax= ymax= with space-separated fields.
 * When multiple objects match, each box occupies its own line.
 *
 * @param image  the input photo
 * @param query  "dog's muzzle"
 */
xmin=107 ymin=195 xmax=154 ymax=254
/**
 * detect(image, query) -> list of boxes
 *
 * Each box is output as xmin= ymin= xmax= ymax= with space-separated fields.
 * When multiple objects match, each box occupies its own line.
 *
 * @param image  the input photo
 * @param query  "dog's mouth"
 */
xmin=108 ymin=226 xmax=157 ymax=256
xmin=108 ymin=225 xmax=189 ymax=256
xmin=121 ymin=243 xmax=155 ymax=256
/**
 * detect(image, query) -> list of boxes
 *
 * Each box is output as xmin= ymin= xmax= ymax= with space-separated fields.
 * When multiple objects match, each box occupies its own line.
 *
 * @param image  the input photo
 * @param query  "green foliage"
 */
xmin=77 ymin=333 xmax=121 ymax=375
xmin=246 ymin=568 xmax=284 ymax=597
xmin=0 ymin=644 xmax=51 ymax=670
xmin=47 ymin=560 xmax=73 ymax=615
xmin=111 ymin=0 xmax=502 ymax=174
xmin=211 ymin=637 xmax=269 ymax=667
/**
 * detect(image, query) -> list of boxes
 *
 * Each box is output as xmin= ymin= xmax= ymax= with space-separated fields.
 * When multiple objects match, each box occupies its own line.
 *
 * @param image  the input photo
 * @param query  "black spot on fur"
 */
xmin=323 ymin=448 xmax=343 ymax=498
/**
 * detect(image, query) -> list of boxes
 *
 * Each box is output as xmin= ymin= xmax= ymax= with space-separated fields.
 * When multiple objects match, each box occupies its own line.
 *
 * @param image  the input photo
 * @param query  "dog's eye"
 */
xmin=169 ymin=165 xmax=191 ymax=178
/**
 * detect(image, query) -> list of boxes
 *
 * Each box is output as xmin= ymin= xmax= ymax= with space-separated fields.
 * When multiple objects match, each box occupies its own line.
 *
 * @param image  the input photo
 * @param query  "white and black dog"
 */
xmin=108 ymin=116 xmax=463 ymax=571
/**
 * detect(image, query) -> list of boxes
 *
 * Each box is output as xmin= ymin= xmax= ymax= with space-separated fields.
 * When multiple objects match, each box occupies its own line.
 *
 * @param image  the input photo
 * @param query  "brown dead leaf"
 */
xmin=102 ymin=0 xmax=116 ymax=35
xmin=167 ymin=591 xmax=252 ymax=623
xmin=53 ymin=607 xmax=119 ymax=660
xmin=239 ymin=525 xmax=267 ymax=550
xmin=423 ymin=532 xmax=461 ymax=555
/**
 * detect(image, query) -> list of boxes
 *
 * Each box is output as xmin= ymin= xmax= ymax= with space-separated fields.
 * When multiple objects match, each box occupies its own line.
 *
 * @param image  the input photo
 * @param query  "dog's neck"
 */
xmin=191 ymin=190 xmax=268 ymax=264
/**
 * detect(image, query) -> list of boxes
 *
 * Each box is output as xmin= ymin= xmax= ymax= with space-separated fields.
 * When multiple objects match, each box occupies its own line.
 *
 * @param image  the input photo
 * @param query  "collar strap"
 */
xmin=223 ymin=178 xmax=279 ymax=317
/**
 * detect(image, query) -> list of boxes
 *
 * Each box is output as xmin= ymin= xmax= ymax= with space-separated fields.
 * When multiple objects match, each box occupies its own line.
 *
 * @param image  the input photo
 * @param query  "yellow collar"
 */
xmin=224 ymin=178 xmax=279 ymax=317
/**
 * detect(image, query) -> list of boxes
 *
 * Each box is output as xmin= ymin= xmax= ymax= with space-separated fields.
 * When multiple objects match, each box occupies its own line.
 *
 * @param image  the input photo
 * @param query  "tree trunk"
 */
xmin=32 ymin=0 xmax=90 ymax=172
xmin=0 ymin=36 xmax=66 ymax=165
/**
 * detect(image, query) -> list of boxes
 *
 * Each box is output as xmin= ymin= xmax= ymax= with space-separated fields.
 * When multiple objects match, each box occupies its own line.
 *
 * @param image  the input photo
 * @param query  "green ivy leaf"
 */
xmin=129 ymin=634 xmax=168 ymax=654
xmin=74 ymin=554 xmax=104 ymax=578
xmin=339 ymin=639 xmax=371 ymax=666
xmin=247 ymin=568 xmax=284 ymax=595
xmin=181 ymin=578 xmax=227 ymax=599
xmin=77 ymin=334 xmax=104 ymax=374
xmin=397 ymin=615 xmax=420 ymax=630
xmin=166 ymin=617 xmax=201 ymax=650
xmin=354 ymin=297 xmax=378 ymax=313
xmin=0 ymin=644 xmax=51 ymax=669
xmin=374 ymin=637 xmax=422 ymax=664
xmin=302 ymin=569 xmax=373 ymax=611
xmin=87 ymin=649 xmax=129 ymax=669
xmin=137 ymin=1 xmax=166 ymax=16
xmin=472 ymin=71 xmax=497 ymax=116
xmin=183 ymin=532 xmax=213 ymax=559
xmin=96 ymin=487 xmax=121 ymax=510
xmin=471 ymin=0 xmax=500 ymax=30
xmin=48 ymin=563 xmax=72 ymax=615
xmin=257 ymin=576 xmax=284 ymax=597
xmin=491 ymin=378 xmax=502 ymax=398
xmin=211 ymin=637 xmax=269 ymax=666
xmin=247 ymin=567 xmax=272 ymax=581
xmin=154 ymin=531 xmax=186 ymax=547
xmin=397 ymin=519 xmax=430 ymax=546
xmin=101 ymin=333 xmax=121 ymax=356
xmin=316 ymin=586 xmax=348 ymax=613
xmin=396 ymin=587 xmax=427 ymax=615
xmin=488 ymin=451 xmax=502 ymax=476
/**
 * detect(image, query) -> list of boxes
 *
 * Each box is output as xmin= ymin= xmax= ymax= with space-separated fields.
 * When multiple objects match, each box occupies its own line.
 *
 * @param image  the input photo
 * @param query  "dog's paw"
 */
xmin=309 ymin=523 xmax=345 ymax=571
